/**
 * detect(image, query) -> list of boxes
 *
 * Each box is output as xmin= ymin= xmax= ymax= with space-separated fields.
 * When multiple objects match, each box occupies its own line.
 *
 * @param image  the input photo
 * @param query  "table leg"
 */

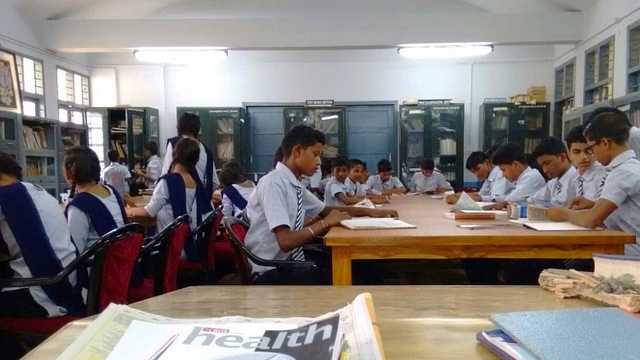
xmin=332 ymin=247 xmax=352 ymax=285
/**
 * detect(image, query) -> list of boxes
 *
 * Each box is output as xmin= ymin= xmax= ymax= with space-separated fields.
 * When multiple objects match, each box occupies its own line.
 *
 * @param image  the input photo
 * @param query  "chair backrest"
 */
xmin=186 ymin=209 xmax=220 ymax=267
xmin=87 ymin=223 xmax=146 ymax=315
xmin=146 ymin=214 xmax=190 ymax=295
xmin=222 ymin=215 xmax=252 ymax=284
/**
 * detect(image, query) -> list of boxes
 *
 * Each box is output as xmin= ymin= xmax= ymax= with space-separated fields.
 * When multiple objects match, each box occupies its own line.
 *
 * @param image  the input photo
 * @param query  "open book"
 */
xmin=57 ymin=293 xmax=384 ymax=360
xmin=340 ymin=218 xmax=417 ymax=230
xmin=510 ymin=219 xmax=603 ymax=231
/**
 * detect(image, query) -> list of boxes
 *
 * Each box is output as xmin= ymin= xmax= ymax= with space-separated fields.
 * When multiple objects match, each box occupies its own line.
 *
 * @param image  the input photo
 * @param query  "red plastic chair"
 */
xmin=178 ymin=210 xmax=220 ymax=284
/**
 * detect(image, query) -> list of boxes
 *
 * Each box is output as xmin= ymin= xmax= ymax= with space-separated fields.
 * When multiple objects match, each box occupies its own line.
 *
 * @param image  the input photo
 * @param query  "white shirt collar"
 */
xmin=607 ymin=149 xmax=636 ymax=170
xmin=275 ymin=162 xmax=302 ymax=188
xmin=580 ymin=161 xmax=604 ymax=181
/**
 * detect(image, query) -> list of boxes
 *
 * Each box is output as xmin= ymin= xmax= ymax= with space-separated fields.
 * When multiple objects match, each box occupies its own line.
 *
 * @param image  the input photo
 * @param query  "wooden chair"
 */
xmin=178 ymin=209 xmax=220 ymax=284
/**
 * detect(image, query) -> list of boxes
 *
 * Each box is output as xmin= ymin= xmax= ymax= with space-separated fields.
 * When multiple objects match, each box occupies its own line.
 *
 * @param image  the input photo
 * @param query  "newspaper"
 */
xmin=57 ymin=293 xmax=384 ymax=360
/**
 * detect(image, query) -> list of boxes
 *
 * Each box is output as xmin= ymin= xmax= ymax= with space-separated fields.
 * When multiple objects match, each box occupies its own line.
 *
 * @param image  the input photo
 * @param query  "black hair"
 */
xmin=219 ymin=161 xmax=246 ymax=187
xmin=177 ymin=112 xmax=201 ymax=138
xmin=0 ymin=151 xmax=22 ymax=181
xmin=171 ymin=138 xmax=200 ymax=173
xmin=377 ymin=159 xmax=392 ymax=172
xmin=272 ymin=146 xmax=284 ymax=169
xmin=348 ymin=158 xmax=364 ymax=169
xmin=331 ymin=156 xmax=349 ymax=169
xmin=465 ymin=151 xmax=489 ymax=171
xmin=64 ymin=146 xmax=102 ymax=185
xmin=362 ymin=161 xmax=368 ymax=170
xmin=485 ymin=143 xmax=501 ymax=160
xmin=583 ymin=107 xmax=632 ymax=144
xmin=532 ymin=137 xmax=567 ymax=158
xmin=107 ymin=149 xmax=119 ymax=162
xmin=280 ymin=125 xmax=326 ymax=158
xmin=491 ymin=142 xmax=527 ymax=165
xmin=321 ymin=158 xmax=332 ymax=175
xmin=565 ymin=124 xmax=586 ymax=149
xmin=143 ymin=140 xmax=158 ymax=156
xmin=420 ymin=158 xmax=435 ymax=171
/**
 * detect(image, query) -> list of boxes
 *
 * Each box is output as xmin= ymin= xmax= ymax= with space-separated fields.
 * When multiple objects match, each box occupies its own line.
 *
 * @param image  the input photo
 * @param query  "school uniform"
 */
xmin=66 ymin=185 xmax=127 ymax=253
xmin=599 ymin=150 xmax=640 ymax=255
xmin=527 ymin=166 xmax=577 ymax=206
xmin=345 ymin=177 xmax=366 ymax=197
xmin=0 ymin=182 xmax=84 ymax=317
xmin=629 ymin=126 xmax=640 ymax=159
xmin=102 ymin=162 xmax=131 ymax=196
xmin=410 ymin=170 xmax=452 ymax=193
xmin=365 ymin=175 xmax=405 ymax=193
xmin=162 ymin=136 xmax=220 ymax=197
xmin=245 ymin=162 xmax=325 ymax=277
xmin=324 ymin=178 xmax=355 ymax=206
xmin=479 ymin=166 xmax=511 ymax=202
xmin=503 ymin=166 xmax=546 ymax=203
xmin=144 ymin=154 xmax=163 ymax=188
xmin=571 ymin=161 xmax=606 ymax=202
xmin=300 ymin=166 xmax=322 ymax=189
xmin=221 ymin=181 xmax=255 ymax=218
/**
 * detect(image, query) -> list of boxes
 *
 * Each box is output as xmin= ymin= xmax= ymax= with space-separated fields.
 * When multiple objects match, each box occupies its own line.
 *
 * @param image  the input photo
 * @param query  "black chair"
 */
xmin=178 ymin=210 xmax=220 ymax=284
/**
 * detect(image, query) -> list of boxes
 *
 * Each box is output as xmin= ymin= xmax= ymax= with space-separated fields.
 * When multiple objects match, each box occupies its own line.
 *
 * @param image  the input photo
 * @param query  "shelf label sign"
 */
xmin=306 ymin=100 xmax=334 ymax=107
xmin=418 ymin=99 xmax=450 ymax=105
xmin=483 ymin=98 xmax=509 ymax=103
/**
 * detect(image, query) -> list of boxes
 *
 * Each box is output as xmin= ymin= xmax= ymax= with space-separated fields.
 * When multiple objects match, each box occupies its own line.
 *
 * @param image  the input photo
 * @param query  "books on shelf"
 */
xmin=523 ymin=138 xmax=542 ymax=154
xmin=110 ymin=140 xmax=128 ymax=158
xmin=217 ymin=118 xmax=234 ymax=134
xmin=110 ymin=127 xmax=127 ymax=134
xmin=217 ymin=140 xmax=234 ymax=161
xmin=22 ymin=125 xmax=48 ymax=149
xmin=492 ymin=115 xmax=508 ymax=130
xmin=340 ymin=218 xmax=416 ymax=230
xmin=61 ymin=132 xmax=83 ymax=147
xmin=323 ymin=145 xmax=339 ymax=158
xmin=25 ymin=157 xmax=48 ymax=177
xmin=0 ymin=120 xmax=5 ymax=140
xmin=407 ymin=138 xmax=424 ymax=158
xmin=57 ymin=293 xmax=384 ymax=360
xmin=439 ymin=139 xmax=456 ymax=155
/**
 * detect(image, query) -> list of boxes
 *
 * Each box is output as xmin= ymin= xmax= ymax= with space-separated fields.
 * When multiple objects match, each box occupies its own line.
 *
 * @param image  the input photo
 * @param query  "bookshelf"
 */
xmin=584 ymin=37 xmax=614 ymax=106
xmin=554 ymin=58 xmax=576 ymax=138
xmin=20 ymin=116 xmax=58 ymax=199
xmin=57 ymin=122 xmax=88 ymax=195
xmin=283 ymin=106 xmax=346 ymax=159
xmin=0 ymin=111 xmax=19 ymax=160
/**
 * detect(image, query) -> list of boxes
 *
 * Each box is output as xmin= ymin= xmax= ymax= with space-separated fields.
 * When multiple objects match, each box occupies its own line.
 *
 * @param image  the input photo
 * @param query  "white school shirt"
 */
xmin=571 ymin=161 xmax=606 ymax=202
xmin=503 ymin=166 xmax=546 ymax=203
xmin=365 ymin=175 xmax=405 ymax=192
xmin=410 ymin=170 xmax=452 ymax=193
xmin=162 ymin=140 xmax=220 ymax=191
xmin=67 ymin=186 xmax=126 ymax=253
xmin=629 ymin=126 xmax=640 ymax=160
xmin=0 ymin=182 xmax=78 ymax=317
xmin=528 ymin=166 xmax=577 ymax=206
xmin=144 ymin=155 xmax=163 ymax=188
xmin=145 ymin=179 xmax=199 ymax=234
xmin=345 ymin=177 xmax=366 ymax=197
xmin=324 ymin=178 xmax=355 ymax=206
xmin=101 ymin=163 xmax=131 ymax=195
xmin=221 ymin=181 xmax=256 ymax=218
xmin=599 ymin=150 xmax=640 ymax=255
xmin=300 ymin=166 xmax=322 ymax=189
xmin=245 ymin=162 xmax=325 ymax=275
xmin=479 ymin=166 xmax=511 ymax=202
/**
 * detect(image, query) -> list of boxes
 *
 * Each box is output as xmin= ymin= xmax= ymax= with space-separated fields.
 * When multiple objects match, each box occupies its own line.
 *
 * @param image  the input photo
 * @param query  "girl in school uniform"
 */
xmin=128 ymin=138 xmax=213 ymax=261
xmin=64 ymin=146 xmax=128 ymax=254
xmin=219 ymin=161 xmax=255 ymax=218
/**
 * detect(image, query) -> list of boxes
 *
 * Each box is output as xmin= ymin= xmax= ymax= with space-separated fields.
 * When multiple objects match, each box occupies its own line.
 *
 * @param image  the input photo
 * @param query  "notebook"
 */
xmin=340 ymin=218 xmax=417 ymax=230
xmin=513 ymin=220 xmax=603 ymax=231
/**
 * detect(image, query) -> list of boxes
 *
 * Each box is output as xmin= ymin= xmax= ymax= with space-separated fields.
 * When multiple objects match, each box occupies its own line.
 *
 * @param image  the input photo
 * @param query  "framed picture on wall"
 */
xmin=0 ymin=50 xmax=21 ymax=114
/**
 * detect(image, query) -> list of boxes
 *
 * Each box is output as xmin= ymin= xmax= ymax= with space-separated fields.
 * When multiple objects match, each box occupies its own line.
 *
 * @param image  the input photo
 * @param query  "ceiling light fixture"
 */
xmin=133 ymin=49 xmax=228 ymax=65
xmin=398 ymin=43 xmax=493 ymax=59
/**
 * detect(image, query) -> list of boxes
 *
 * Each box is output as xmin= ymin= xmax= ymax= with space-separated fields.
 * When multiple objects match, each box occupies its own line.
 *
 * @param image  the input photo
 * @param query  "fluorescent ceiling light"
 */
xmin=398 ymin=43 xmax=493 ymax=59
xmin=321 ymin=115 xmax=339 ymax=121
xmin=134 ymin=49 xmax=227 ymax=65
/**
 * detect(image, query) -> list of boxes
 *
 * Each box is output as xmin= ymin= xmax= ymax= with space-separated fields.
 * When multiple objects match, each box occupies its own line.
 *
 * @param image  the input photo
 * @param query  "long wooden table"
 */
xmin=22 ymin=285 xmax=600 ymax=359
xmin=325 ymin=195 xmax=636 ymax=285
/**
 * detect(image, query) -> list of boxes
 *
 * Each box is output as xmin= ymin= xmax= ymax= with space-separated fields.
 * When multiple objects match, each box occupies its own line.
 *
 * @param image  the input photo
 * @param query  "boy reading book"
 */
xmin=365 ymin=159 xmax=407 ymax=195
xmin=346 ymin=158 xmax=388 ymax=204
xmin=410 ymin=158 xmax=452 ymax=194
xmin=565 ymin=124 xmax=607 ymax=201
xmin=446 ymin=151 xmax=509 ymax=204
xmin=527 ymin=137 xmax=576 ymax=206
xmin=324 ymin=156 xmax=360 ymax=206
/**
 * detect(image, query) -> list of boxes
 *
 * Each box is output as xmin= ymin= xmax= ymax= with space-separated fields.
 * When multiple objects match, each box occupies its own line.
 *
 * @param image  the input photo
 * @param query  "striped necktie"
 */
xmin=554 ymin=182 xmax=562 ymax=196
xmin=597 ymin=170 xmax=610 ymax=198
xmin=577 ymin=177 xmax=584 ymax=196
xmin=291 ymin=186 xmax=306 ymax=261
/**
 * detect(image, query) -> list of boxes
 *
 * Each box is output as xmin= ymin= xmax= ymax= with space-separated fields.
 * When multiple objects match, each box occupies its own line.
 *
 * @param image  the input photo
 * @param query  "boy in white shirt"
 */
xmin=134 ymin=141 xmax=163 ymax=188
xmin=365 ymin=159 xmax=406 ymax=195
xmin=410 ymin=158 xmax=452 ymax=194
xmin=527 ymin=137 xmax=576 ymax=206
xmin=324 ymin=157 xmax=359 ymax=206
xmin=101 ymin=149 xmax=132 ymax=196
xmin=565 ymin=125 xmax=606 ymax=202
xmin=446 ymin=151 xmax=509 ymax=204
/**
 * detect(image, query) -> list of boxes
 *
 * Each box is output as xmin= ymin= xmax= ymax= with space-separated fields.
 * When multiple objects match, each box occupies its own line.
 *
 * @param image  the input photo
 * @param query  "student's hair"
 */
xmin=491 ymin=142 xmax=527 ymax=165
xmin=64 ymin=146 xmax=102 ymax=185
xmin=583 ymin=107 xmax=632 ymax=144
xmin=321 ymin=158 xmax=333 ymax=175
xmin=272 ymin=146 xmax=284 ymax=169
xmin=280 ymin=125 xmax=325 ymax=157
xmin=0 ymin=151 xmax=22 ymax=180
xmin=532 ymin=137 xmax=567 ymax=158
xmin=177 ymin=112 xmax=201 ymax=138
xmin=362 ymin=161 xmax=368 ymax=171
xmin=485 ymin=143 xmax=501 ymax=160
xmin=144 ymin=140 xmax=158 ymax=156
xmin=420 ymin=158 xmax=435 ymax=171
xmin=348 ymin=158 xmax=364 ymax=169
xmin=171 ymin=138 xmax=200 ymax=174
xmin=465 ymin=151 xmax=489 ymax=171
xmin=376 ymin=159 xmax=392 ymax=172
xmin=219 ymin=161 xmax=246 ymax=187
xmin=565 ymin=124 xmax=586 ymax=148
xmin=107 ymin=149 xmax=119 ymax=162
xmin=331 ymin=156 xmax=349 ymax=169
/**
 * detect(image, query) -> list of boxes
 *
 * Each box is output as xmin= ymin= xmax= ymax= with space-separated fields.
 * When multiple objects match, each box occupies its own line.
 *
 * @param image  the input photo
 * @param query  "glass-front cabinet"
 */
xmin=21 ymin=116 xmax=59 ymax=198
xmin=0 ymin=111 xmax=19 ymax=159
xmin=58 ymin=122 xmax=88 ymax=195
xmin=283 ymin=106 xmax=346 ymax=158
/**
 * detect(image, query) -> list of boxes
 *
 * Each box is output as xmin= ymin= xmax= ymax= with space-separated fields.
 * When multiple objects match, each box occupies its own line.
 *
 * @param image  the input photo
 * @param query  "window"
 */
xmin=57 ymin=67 xmax=90 ymax=124
xmin=15 ymin=55 xmax=45 ymax=117
xmin=584 ymin=37 xmax=614 ymax=105
xmin=628 ymin=22 xmax=640 ymax=93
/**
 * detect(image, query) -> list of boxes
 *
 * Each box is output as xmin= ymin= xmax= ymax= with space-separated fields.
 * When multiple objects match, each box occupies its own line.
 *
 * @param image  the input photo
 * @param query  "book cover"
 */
xmin=476 ymin=329 xmax=538 ymax=360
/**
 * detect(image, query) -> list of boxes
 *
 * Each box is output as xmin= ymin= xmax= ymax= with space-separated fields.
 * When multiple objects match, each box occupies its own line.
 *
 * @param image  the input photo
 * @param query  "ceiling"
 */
xmin=9 ymin=0 xmax=598 ymax=54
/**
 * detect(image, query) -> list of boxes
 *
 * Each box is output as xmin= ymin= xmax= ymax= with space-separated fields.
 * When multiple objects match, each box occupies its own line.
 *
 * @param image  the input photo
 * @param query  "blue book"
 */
xmin=491 ymin=308 xmax=640 ymax=360
xmin=476 ymin=329 xmax=539 ymax=360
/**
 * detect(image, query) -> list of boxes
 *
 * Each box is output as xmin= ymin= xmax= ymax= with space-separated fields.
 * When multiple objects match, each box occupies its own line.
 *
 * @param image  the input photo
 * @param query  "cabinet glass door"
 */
xmin=517 ymin=104 xmax=549 ymax=158
xmin=429 ymin=105 xmax=463 ymax=184
xmin=0 ymin=112 xmax=17 ymax=143
xmin=215 ymin=112 xmax=236 ymax=167
xmin=630 ymin=101 xmax=640 ymax=127
xmin=400 ymin=105 xmax=426 ymax=172
xmin=312 ymin=107 xmax=344 ymax=158
xmin=486 ymin=105 xmax=511 ymax=149
xmin=283 ymin=107 xmax=310 ymax=132
xmin=128 ymin=110 xmax=145 ymax=169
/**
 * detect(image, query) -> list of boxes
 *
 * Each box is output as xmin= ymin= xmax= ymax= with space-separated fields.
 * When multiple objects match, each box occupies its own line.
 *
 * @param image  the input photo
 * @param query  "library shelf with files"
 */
xmin=57 ymin=121 xmax=88 ymax=196
xmin=20 ymin=116 xmax=59 ymax=199
xmin=400 ymin=101 xmax=464 ymax=190
xmin=0 ymin=110 xmax=20 ymax=161
xmin=283 ymin=106 xmax=346 ymax=160
xmin=88 ymin=107 xmax=158 ymax=170
xmin=614 ymin=92 xmax=640 ymax=128
xmin=176 ymin=107 xmax=248 ymax=169
xmin=553 ymin=58 xmax=576 ymax=138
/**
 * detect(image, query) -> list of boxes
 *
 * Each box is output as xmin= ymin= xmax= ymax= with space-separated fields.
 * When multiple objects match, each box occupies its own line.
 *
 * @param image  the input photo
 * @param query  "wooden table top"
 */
xmin=325 ymin=194 xmax=635 ymax=246
xmin=23 ymin=285 xmax=601 ymax=360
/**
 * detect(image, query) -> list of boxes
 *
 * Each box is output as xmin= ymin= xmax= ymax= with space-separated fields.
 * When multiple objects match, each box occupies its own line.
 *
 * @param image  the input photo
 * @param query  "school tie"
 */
xmin=577 ymin=177 xmax=584 ymax=196
xmin=291 ymin=185 xmax=306 ymax=261
xmin=554 ymin=182 xmax=562 ymax=196
xmin=597 ymin=170 xmax=610 ymax=198
xmin=486 ymin=179 xmax=492 ymax=193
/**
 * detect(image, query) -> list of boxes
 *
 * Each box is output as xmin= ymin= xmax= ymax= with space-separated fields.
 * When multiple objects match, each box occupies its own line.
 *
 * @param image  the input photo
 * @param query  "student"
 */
xmin=162 ymin=112 xmax=219 ymax=200
xmin=65 ymin=147 xmax=128 ymax=253
xmin=565 ymin=124 xmax=606 ymax=201
xmin=585 ymin=106 xmax=640 ymax=159
xmin=484 ymin=142 xmax=546 ymax=210
xmin=548 ymin=108 xmax=640 ymax=255
xmin=244 ymin=125 xmax=398 ymax=284
xmin=527 ymin=137 xmax=576 ymax=206
xmin=102 ymin=149 xmax=132 ymax=197
xmin=0 ymin=151 xmax=84 ymax=318
xmin=324 ymin=156 xmax=362 ymax=206
xmin=410 ymin=158 xmax=453 ymax=194
xmin=219 ymin=161 xmax=255 ymax=218
xmin=446 ymin=151 xmax=509 ymax=204
xmin=134 ymin=140 xmax=163 ymax=188
xmin=361 ymin=161 xmax=371 ymax=184
xmin=345 ymin=158 xmax=367 ymax=198
xmin=129 ymin=138 xmax=213 ymax=260
xmin=365 ymin=159 xmax=407 ymax=195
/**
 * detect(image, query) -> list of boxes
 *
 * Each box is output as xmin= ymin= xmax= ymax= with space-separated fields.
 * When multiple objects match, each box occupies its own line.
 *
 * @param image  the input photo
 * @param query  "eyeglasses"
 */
xmin=584 ymin=140 xmax=602 ymax=155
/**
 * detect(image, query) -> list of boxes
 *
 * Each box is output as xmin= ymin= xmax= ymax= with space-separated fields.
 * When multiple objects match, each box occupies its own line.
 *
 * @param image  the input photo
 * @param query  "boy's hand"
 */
xmin=324 ymin=210 xmax=351 ymax=227
xmin=546 ymin=207 xmax=567 ymax=222
xmin=483 ymin=201 xmax=507 ymax=210
xmin=367 ymin=208 xmax=399 ymax=218
xmin=445 ymin=193 xmax=459 ymax=204
xmin=123 ymin=193 xmax=136 ymax=207
xmin=434 ymin=187 xmax=448 ymax=194
xmin=568 ymin=196 xmax=595 ymax=210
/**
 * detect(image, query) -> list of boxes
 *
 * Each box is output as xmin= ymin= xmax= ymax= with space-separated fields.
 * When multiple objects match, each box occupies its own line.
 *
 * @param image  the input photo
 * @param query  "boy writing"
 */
xmin=527 ymin=137 xmax=576 ymax=206
xmin=365 ymin=159 xmax=407 ymax=195
xmin=244 ymin=125 xmax=397 ymax=284
xmin=565 ymin=124 xmax=606 ymax=201
xmin=410 ymin=158 xmax=453 ymax=194
xmin=446 ymin=151 xmax=509 ymax=204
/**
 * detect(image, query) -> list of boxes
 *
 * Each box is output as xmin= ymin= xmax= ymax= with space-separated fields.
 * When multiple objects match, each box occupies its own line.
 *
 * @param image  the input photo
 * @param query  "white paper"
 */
xmin=340 ymin=218 xmax=416 ymax=230
xmin=450 ymin=192 xmax=482 ymax=212
xmin=510 ymin=219 xmax=603 ymax=231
